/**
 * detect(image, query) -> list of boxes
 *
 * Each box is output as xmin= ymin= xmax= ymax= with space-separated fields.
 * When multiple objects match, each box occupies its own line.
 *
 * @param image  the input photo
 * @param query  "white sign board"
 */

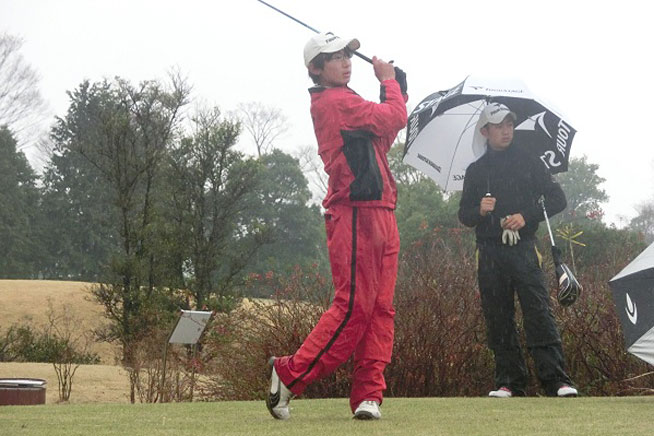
xmin=168 ymin=310 xmax=213 ymax=344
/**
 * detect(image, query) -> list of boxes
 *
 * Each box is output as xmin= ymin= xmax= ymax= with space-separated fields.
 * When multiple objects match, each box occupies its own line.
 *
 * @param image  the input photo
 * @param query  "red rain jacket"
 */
xmin=310 ymin=79 xmax=408 ymax=210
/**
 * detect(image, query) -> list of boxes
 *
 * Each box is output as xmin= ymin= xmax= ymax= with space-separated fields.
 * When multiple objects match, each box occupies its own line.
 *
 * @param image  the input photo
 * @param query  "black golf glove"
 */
xmin=394 ymin=66 xmax=408 ymax=94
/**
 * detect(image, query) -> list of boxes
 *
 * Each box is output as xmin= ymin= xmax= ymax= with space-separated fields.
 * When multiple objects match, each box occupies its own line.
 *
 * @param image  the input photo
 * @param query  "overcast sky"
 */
xmin=2 ymin=0 xmax=653 ymax=225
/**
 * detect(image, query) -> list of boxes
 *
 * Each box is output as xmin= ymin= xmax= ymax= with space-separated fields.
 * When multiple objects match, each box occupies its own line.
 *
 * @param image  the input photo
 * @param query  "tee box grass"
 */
xmin=1 ymin=397 xmax=653 ymax=436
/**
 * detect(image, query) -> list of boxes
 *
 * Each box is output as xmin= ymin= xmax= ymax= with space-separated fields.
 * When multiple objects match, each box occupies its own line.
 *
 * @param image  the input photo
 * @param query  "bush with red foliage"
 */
xmin=200 ymin=264 xmax=353 ymax=400
xmin=387 ymin=229 xmax=494 ymax=397
xmin=542 ymin=231 xmax=654 ymax=396
xmin=200 ymin=228 xmax=654 ymax=400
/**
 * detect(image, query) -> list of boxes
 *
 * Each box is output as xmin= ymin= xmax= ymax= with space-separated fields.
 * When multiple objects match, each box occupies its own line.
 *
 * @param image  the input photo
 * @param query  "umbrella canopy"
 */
xmin=403 ymin=76 xmax=576 ymax=191
xmin=609 ymin=242 xmax=654 ymax=366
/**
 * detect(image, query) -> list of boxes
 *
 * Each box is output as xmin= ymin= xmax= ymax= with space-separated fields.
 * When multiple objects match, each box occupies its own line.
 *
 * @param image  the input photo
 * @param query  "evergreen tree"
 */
xmin=556 ymin=155 xmax=608 ymax=222
xmin=0 ymin=126 xmax=40 ymax=277
xmin=245 ymin=149 xmax=327 ymax=287
xmin=163 ymin=107 xmax=265 ymax=309
xmin=39 ymin=142 xmax=118 ymax=280
xmin=49 ymin=76 xmax=189 ymax=403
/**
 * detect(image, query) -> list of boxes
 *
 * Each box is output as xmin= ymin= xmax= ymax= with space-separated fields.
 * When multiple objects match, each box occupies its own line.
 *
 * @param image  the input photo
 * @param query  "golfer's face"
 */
xmin=320 ymin=50 xmax=352 ymax=87
xmin=483 ymin=116 xmax=514 ymax=150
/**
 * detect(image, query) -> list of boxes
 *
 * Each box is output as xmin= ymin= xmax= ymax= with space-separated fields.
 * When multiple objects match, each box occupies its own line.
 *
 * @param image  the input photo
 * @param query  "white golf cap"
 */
xmin=303 ymin=32 xmax=360 ymax=67
xmin=478 ymin=103 xmax=517 ymax=130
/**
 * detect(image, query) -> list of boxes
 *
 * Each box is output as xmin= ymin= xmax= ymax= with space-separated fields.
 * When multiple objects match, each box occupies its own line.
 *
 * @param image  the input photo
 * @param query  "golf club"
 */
xmin=539 ymin=197 xmax=582 ymax=306
xmin=256 ymin=0 xmax=373 ymax=64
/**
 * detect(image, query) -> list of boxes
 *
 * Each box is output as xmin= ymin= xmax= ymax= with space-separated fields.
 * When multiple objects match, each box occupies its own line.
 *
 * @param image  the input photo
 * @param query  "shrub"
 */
xmin=200 ymin=264 xmax=350 ymax=400
xmin=201 ymin=232 xmax=492 ymax=401
xmin=199 ymin=227 xmax=654 ymax=400
xmin=541 ymin=230 xmax=654 ymax=396
xmin=122 ymin=326 xmax=204 ymax=403
xmin=1 ymin=324 xmax=56 ymax=362
xmin=0 ymin=302 xmax=100 ymax=402
xmin=92 ymin=282 xmax=187 ymax=403
xmin=388 ymin=229 xmax=494 ymax=397
xmin=0 ymin=323 xmax=99 ymax=365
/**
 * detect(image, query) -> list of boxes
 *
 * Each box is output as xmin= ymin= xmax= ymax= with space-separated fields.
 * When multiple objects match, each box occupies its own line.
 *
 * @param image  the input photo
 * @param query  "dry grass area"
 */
xmin=0 ymin=280 xmax=265 ymax=405
xmin=0 ymin=280 xmax=131 ymax=403
xmin=0 ymin=361 xmax=130 ymax=404
xmin=0 ymin=280 xmax=119 ymax=364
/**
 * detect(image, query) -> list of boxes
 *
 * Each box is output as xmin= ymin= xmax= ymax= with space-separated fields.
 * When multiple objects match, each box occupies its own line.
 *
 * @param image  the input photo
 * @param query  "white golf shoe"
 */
xmin=266 ymin=357 xmax=293 ymax=420
xmin=353 ymin=400 xmax=381 ymax=420
xmin=489 ymin=387 xmax=513 ymax=398
xmin=557 ymin=385 xmax=578 ymax=397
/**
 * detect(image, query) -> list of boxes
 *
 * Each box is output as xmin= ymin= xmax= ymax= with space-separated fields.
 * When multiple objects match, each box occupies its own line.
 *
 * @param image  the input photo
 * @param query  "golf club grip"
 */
xmin=354 ymin=51 xmax=373 ymax=64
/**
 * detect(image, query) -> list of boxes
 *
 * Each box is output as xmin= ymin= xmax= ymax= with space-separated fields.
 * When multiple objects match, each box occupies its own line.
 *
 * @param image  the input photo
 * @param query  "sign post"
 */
xmin=160 ymin=310 xmax=213 ymax=402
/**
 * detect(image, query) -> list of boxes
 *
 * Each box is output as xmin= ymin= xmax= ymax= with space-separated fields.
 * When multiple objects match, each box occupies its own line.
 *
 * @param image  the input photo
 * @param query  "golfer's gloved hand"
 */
xmin=500 ymin=217 xmax=521 ymax=246
xmin=394 ymin=66 xmax=407 ymax=94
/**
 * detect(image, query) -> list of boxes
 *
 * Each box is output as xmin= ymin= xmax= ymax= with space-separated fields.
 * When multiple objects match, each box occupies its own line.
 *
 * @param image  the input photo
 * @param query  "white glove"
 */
xmin=500 ymin=217 xmax=521 ymax=246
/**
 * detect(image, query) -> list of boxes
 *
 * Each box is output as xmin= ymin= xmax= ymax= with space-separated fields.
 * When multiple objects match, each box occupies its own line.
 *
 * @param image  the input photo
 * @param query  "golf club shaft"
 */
xmin=256 ymin=0 xmax=373 ymax=64
xmin=540 ymin=198 xmax=556 ymax=247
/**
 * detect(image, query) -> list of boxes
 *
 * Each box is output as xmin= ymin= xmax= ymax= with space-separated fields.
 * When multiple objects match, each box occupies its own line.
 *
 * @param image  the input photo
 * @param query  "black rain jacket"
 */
xmin=458 ymin=143 xmax=566 ymax=243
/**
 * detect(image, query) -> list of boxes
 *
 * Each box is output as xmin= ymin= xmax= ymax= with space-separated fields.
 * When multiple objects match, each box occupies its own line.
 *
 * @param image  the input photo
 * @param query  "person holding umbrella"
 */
xmin=266 ymin=32 xmax=408 ymax=420
xmin=458 ymin=102 xmax=578 ymax=398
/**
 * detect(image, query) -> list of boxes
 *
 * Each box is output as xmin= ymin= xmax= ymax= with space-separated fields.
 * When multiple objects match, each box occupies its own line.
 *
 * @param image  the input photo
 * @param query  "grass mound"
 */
xmin=0 ymin=280 xmax=118 ymax=364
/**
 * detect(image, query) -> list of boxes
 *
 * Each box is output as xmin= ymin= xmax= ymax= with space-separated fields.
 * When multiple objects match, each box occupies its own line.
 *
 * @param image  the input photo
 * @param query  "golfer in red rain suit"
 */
xmin=266 ymin=32 xmax=408 ymax=421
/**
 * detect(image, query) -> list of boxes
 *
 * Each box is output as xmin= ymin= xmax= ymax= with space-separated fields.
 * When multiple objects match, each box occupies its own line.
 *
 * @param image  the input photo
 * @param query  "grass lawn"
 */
xmin=1 ymin=397 xmax=653 ymax=436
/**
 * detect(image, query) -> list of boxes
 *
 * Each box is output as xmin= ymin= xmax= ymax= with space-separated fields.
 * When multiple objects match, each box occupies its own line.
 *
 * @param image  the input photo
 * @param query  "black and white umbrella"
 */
xmin=609 ymin=242 xmax=654 ymax=366
xmin=403 ymin=76 xmax=576 ymax=191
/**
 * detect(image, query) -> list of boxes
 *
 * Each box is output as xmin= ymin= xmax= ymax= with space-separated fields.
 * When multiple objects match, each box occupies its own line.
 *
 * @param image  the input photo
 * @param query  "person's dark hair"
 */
xmin=308 ymin=53 xmax=329 ymax=84
xmin=307 ymin=48 xmax=354 ymax=85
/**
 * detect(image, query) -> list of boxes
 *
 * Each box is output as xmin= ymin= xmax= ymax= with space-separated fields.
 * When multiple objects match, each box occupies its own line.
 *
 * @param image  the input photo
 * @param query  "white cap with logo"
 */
xmin=478 ymin=103 xmax=517 ymax=129
xmin=303 ymin=32 xmax=360 ymax=67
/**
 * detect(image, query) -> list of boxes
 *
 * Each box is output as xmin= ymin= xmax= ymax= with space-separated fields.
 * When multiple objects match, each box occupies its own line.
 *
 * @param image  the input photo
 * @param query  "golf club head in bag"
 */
xmin=552 ymin=246 xmax=582 ymax=306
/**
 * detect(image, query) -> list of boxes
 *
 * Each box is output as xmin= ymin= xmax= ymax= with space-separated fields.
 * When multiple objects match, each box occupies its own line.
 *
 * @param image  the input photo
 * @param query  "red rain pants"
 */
xmin=274 ymin=205 xmax=399 ymax=412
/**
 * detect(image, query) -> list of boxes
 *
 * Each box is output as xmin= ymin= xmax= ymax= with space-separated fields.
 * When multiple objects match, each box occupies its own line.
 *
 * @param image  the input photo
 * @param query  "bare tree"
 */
xmin=294 ymin=144 xmax=328 ymax=204
xmin=45 ymin=300 xmax=99 ymax=402
xmin=0 ymin=33 xmax=47 ymax=141
xmin=630 ymin=201 xmax=654 ymax=243
xmin=237 ymin=101 xmax=288 ymax=157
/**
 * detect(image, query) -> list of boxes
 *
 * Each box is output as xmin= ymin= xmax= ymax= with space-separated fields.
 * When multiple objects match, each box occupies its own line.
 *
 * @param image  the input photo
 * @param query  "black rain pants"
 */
xmin=477 ymin=239 xmax=573 ymax=396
